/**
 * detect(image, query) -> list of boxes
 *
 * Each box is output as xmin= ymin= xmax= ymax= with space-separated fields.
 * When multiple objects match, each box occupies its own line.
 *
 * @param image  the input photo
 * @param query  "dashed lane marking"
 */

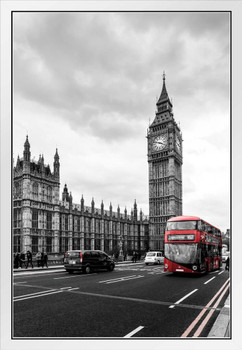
xmin=204 ymin=277 xmax=216 ymax=285
xmin=169 ymin=289 xmax=198 ymax=309
xmin=124 ymin=326 xmax=144 ymax=338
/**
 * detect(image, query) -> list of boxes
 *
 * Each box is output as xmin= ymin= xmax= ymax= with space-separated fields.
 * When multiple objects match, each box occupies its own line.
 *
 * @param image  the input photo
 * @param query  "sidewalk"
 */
xmin=208 ymin=294 xmax=230 ymax=338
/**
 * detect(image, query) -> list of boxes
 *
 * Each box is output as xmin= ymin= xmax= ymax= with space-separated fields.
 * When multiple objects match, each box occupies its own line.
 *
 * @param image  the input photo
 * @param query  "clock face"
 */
xmin=175 ymin=135 xmax=181 ymax=153
xmin=152 ymin=134 xmax=167 ymax=151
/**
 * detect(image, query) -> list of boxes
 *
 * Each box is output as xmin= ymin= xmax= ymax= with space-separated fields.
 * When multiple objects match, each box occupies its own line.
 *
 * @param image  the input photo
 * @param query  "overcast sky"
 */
xmin=13 ymin=11 xmax=230 ymax=232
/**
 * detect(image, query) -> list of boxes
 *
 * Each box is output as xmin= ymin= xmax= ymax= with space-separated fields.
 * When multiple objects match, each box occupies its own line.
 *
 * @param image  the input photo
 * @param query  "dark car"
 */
xmin=64 ymin=250 xmax=115 ymax=274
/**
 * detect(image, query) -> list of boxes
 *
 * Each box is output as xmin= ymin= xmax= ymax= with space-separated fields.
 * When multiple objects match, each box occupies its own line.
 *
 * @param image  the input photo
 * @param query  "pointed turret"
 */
xmin=23 ymin=135 xmax=31 ymax=162
xmin=91 ymin=198 xmax=95 ymax=214
xmin=62 ymin=184 xmax=69 ymax=202
xmin=81 ymin=195 xmax=84 ymax=212
xmin=134 ymin=199 xmax=137 ymax=221
xmin=53 ymin=148 xmax=60 ymax=179
xmin=140 ymin=209 xmax=143 ymax=221
xmin=156 ymin=72 xmax=173 ymax=113
xmin=101 ymin=200 xmax=104 ymax=215
xmin=16 ymin=155 xmax=21 ymax=169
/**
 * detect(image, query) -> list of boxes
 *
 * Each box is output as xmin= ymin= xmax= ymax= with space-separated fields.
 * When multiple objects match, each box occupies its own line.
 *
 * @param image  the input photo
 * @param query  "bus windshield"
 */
xmin=164 ymin=243 xmax=197 ymax=264
xmin=166 ymin=220 xmax=197 ymax=231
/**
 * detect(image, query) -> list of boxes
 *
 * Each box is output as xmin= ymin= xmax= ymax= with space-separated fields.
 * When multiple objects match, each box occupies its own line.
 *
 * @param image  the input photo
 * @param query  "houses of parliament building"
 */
xmin=13 ymin=75 xmax=183 ymax=256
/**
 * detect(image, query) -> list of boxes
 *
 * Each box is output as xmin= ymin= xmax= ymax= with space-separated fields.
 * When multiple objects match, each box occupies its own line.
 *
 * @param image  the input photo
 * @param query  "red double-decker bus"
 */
xmin=164 ymin=216 xmax=222 ymax=274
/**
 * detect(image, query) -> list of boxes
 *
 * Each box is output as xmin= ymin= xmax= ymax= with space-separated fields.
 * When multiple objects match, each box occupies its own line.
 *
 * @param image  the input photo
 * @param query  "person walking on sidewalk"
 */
xmin=25 ymin=250 xmax=33 ymax=269
xmin=41 ymin=251 xmax=44 ymax=268
xmin=225 ymin=256 xmax=230 ymax=271
xmin=20 ymin=252 xmax=25 ymax=268
xmin=14 ymin=253 xmax=20 ymax=269
xmin=132 ymin=251 xmax=137 ymax=263
xmin=36 ymin=251 xmax=41 ymax=267
xmin=43 ymin=252 xmax=48 ymax=268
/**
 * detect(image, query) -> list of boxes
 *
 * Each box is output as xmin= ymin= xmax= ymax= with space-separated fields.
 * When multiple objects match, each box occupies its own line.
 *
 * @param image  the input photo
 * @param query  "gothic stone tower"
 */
xmin=13 ymin=136 xmax=60 ymax=254
xmin=147 ymin=74 xmax=183 ymax=251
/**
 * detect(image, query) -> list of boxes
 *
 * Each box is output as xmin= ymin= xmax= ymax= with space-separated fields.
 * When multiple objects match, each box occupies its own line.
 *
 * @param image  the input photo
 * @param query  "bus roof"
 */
xmin=168 ymin=216 xmax=201 ymax=222
xmin=167 ymin=215 xmax=221 ymax=232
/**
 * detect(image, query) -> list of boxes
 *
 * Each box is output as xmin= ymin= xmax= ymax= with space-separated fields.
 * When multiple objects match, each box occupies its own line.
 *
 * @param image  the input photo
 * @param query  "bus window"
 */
xmin=165 ymin=243 xmax=197 ymax=264
xmin=198 ymin=220 xmax=205 ymax=231
xmin=166 ymin=221 xmax=197 ymax=231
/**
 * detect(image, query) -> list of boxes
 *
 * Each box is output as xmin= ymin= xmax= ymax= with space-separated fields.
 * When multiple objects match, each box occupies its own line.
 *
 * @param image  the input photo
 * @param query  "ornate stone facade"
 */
xmin=13 ymin=137 xmax=149 ymax=256
xmin=13 ymin=75 xmax=182 ymax=256
xmin=147 ymin=74 xmax=183 ymax=250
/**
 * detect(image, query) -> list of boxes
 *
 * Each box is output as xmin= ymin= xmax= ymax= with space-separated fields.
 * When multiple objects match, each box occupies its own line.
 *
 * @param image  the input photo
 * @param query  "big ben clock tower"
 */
xmin=147 ymin=73 xmax=183 ymax=251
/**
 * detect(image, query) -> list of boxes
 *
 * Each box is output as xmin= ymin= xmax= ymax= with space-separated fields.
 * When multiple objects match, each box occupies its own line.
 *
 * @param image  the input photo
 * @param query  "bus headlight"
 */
xmin=192 ymin=265 xmax=197 ymax=270
xmin=165 ymin=264 xmax=168 ymax=269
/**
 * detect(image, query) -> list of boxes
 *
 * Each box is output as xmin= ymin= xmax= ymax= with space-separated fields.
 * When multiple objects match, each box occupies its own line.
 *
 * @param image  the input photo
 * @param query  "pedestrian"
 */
xmin=43 ymin=252 xmax=48 ymax=268
xmin=132 ymin=251 xmax=137 ymax=263
xmin=225 ymin=257 xmax=230 ymax=271
xmin=20 ymin=252 xmax=25 ymax=268
xmin=36 ymin=252 xmax=41 ymax=267
xmin=25 ymin=250 xmax=33 ymax=269
xmin=41 ymin=251 xmax=44 ymax=268
xmin=14 ymin=253 xmax=19 ymax=269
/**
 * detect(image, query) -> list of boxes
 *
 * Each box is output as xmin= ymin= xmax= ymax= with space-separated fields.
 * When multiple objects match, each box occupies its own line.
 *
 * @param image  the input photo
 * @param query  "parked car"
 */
xmin=144 ymin=251 xmax=163 ymax=265
xmin=222 ymin=251 xmax=230 ymax=263
xmin=64 ymin=250 xmax=115 ymax=274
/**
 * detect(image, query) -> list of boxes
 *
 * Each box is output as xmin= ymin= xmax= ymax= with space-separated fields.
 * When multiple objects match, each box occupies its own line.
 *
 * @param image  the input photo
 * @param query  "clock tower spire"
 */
xmin=147 ymin=74 xmax=183 ymax=251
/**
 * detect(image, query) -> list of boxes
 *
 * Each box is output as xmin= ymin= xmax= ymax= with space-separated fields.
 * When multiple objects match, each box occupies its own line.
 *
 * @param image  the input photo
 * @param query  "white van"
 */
xmin=144 ymin=251 xmax=163 ymax=265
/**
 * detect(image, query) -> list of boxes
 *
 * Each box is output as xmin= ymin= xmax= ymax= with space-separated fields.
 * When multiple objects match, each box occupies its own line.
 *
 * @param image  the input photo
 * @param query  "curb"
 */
xmin=208 ymin=295 xmax=230 ymax=338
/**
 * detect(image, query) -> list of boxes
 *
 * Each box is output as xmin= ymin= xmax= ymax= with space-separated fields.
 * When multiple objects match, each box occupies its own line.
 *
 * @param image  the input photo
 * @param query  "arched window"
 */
xmin=32 ymin=209 xmax=38 ymax=229
xmin=15 ymin=182 xmax=21 ymax=198
xmin=33 ymin=182 xmax=38 ymax=199
xmin=47 ymin=212 xmax=52 ymax=230
xmin=47 ymin=186 xmax=52 ymax=202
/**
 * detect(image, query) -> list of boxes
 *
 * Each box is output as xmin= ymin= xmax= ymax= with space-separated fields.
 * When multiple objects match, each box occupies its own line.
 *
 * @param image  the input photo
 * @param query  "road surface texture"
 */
xmin=13 ymin=262 xmax=230 ymax=338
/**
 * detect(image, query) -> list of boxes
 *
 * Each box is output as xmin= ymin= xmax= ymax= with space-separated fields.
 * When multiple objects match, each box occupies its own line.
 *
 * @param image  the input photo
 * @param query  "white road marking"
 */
xmin=218 ymin=270 xmax=224 ymax=275
xmin=67 ymin=287 xmax=79 ymax=291
xmin=99 ymin=275 xmax=144 ymax=284
xmin=106 ymin=275 xmax=144 ymax=284
xmin=60 ymin=287 xmax=72 ymax=289
xmin=204 ymin=277 xmax=216 ymax=285
xmin=169 ymin=289 xmax=198 ymax=309
xmin=13 ymin=269 xmax=65 ymax=276
xmin=14 ymin=289 xmax=57 ymax=299
xmin=14 ymin=290 xmax=63 ymax=301
xmin=99 ymin=275 xmax=137 ymax=283
xmin=124 ymin=326 xmax=144 ymax=338
xmin=54 ymin=273 xmax=96 ymax=280
xmin=14 ymin=281 xmax=27 ymax=284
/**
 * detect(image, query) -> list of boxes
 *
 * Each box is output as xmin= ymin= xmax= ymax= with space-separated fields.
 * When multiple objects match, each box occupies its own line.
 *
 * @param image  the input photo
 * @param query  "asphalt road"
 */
xmin=13 ymin=262 xmax=230 ymax=338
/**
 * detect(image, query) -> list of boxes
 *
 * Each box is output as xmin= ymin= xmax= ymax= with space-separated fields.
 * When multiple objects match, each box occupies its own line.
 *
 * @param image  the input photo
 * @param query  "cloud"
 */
xmin=13 ymin=11 xmax=230 ymax=232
